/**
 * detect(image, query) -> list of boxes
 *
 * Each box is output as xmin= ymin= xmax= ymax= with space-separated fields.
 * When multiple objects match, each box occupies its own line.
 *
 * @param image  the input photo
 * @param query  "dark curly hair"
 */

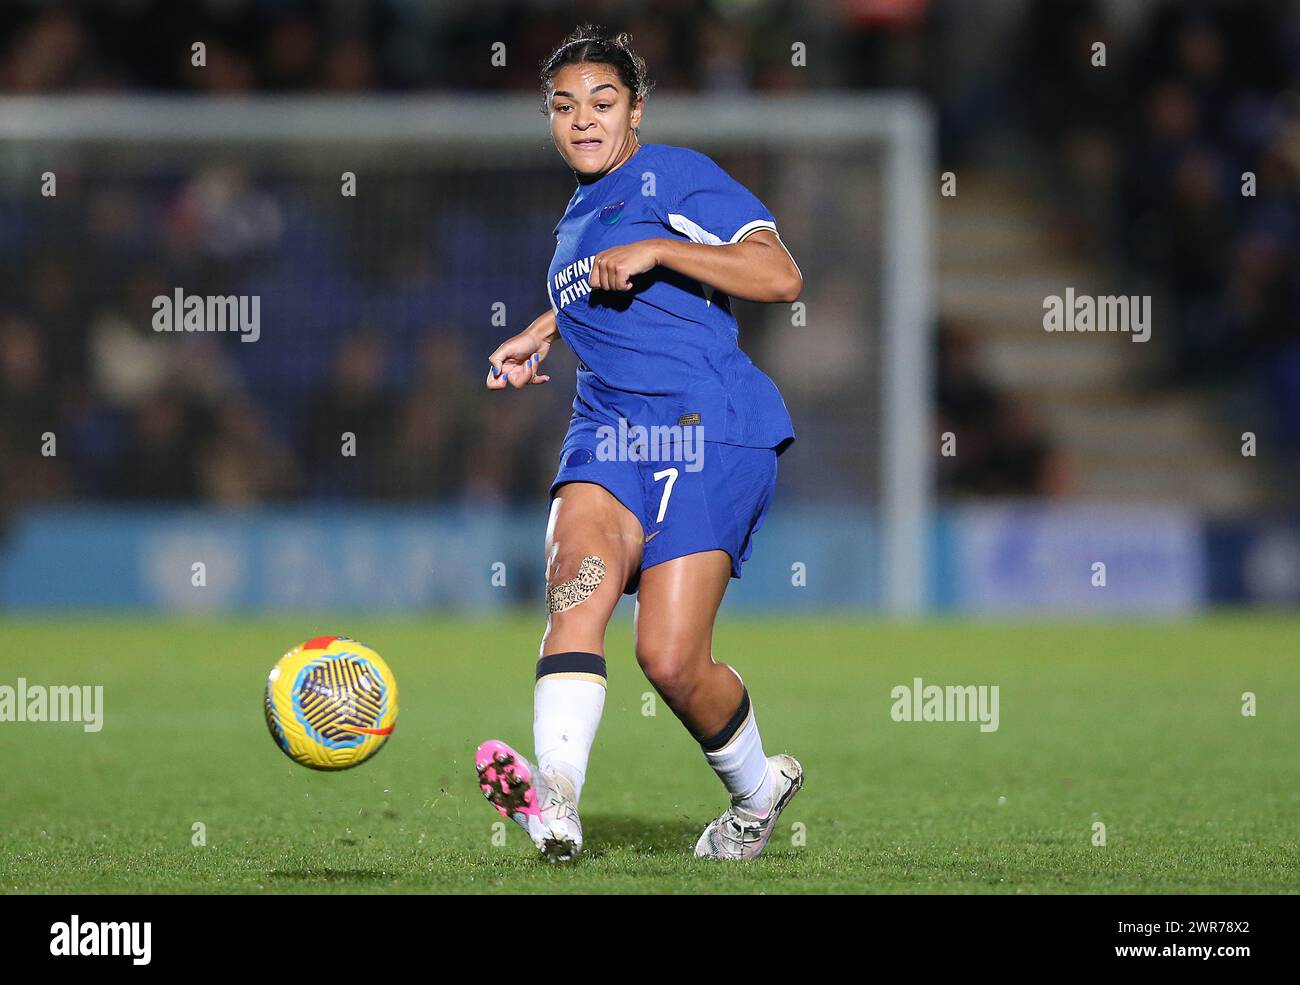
xmin=539 ymin=24 xmax=654 ymax=117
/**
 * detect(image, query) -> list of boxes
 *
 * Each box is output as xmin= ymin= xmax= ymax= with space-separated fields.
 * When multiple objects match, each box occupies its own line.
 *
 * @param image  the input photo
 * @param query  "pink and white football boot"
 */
xmin=475 ymin=739 xmax=583 ymax=862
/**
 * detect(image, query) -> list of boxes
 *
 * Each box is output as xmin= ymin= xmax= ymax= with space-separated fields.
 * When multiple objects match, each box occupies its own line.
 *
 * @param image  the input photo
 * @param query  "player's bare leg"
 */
xmin=634 ymin=550 xmax=803 ymax=860
xmin=477 ymin=481 xmax=642 ymax=861
xmin=634 ymin=551 xmax=738 ymax=735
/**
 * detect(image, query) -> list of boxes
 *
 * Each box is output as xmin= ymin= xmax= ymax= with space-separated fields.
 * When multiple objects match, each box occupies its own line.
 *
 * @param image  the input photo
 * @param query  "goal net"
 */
xmin=0 ymin=94 xmax=933 ymax=614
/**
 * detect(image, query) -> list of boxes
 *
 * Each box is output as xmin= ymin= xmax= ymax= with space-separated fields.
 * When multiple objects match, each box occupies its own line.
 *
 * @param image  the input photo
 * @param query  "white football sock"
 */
xmin=703 ymin=700 xmax=773 ymax=815
xmin=533 ymin=672 xmax=605 ymax=804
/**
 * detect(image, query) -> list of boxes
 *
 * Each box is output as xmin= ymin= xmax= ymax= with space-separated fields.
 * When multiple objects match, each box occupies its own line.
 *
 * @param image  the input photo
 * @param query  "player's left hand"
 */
xmin=588 ymin=239 xmax=663 ymax=291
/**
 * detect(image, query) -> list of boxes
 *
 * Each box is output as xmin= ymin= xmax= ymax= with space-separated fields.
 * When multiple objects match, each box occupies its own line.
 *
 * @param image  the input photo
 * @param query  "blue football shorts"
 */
xmin=549 ymin=415 xmax=778 ymax=592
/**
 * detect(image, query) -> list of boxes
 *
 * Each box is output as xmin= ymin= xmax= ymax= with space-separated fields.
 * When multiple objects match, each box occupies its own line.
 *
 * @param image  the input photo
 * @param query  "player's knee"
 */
xmin=546 ymin=551 xmax=610 ymax=616
xmin=635 ymin=638 xmax=701 ymax=706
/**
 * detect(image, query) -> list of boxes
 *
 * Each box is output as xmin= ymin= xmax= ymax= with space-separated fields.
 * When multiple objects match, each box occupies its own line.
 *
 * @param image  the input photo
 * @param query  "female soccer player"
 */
xmin=475 ymin=26 xmax=804 ymax=862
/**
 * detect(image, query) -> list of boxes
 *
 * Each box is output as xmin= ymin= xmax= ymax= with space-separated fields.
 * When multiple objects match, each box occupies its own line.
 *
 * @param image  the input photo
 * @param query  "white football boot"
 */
xmin=475 ymin=739 xmax=583 ymax=862
xmin=694 ymin=754 xmax=803 ymax=860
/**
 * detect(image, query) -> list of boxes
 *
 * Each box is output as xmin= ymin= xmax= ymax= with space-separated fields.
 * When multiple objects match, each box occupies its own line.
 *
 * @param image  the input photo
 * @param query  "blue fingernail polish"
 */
xmin=492 ymin=366 xmax=500 ymax=378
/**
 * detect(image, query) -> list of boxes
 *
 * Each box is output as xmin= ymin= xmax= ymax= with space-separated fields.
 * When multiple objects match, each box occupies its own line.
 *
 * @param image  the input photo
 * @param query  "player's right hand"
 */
xmin=487 ymin=330 xmax=551 ymax=390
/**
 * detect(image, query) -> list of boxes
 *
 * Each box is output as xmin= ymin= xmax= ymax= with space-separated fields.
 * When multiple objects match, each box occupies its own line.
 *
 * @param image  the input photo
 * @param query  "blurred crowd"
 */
xmin=0 ymin=159 xmax=573 ymax=512
xmin=0 ymin=0 xmax=923 ymax=96
xmin=1015 ymin=0 xmax=1300 ymax=453
xmin=0 ymin=313 xmax=566 ymax=509
xmin=1 ymin=0 xmax=1297 ymax=510
xmin=935 ymin=322 xmax=1069 ymax=498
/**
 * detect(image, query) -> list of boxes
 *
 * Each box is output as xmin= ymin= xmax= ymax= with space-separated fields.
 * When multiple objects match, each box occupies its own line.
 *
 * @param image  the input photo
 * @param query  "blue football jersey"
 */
xmin=547 ymin=143 xmax=794 ymax=452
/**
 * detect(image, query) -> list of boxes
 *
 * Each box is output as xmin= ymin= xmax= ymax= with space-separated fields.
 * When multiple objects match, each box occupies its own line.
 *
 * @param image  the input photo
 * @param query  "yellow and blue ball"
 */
xmin=265 ymin=636 xmax=398 ymax=770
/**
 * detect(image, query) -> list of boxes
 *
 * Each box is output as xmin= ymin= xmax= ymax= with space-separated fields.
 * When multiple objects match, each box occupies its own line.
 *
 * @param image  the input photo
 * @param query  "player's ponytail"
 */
xmin=539 ymin=24 xmax=654 ymax=121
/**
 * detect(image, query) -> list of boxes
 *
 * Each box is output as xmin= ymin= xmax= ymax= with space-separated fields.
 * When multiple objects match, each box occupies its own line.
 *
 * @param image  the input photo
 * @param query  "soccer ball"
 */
xmin=264 ymin=636 xmax=398 ymax=770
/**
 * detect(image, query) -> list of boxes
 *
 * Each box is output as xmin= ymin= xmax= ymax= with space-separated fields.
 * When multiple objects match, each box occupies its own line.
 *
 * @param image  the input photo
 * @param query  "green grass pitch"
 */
xmin=0 ymin=614 xmax=1296 ymax=894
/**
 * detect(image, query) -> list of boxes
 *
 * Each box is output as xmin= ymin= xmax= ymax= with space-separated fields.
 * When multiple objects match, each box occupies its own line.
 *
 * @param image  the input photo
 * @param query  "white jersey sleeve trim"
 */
xmin=667 ymin=212 xmax=724 ymax=246
xmin=668 ymin=212 xmax=777 ymax=246
xmin=730 ymin=218 xmax=778 ymax=243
